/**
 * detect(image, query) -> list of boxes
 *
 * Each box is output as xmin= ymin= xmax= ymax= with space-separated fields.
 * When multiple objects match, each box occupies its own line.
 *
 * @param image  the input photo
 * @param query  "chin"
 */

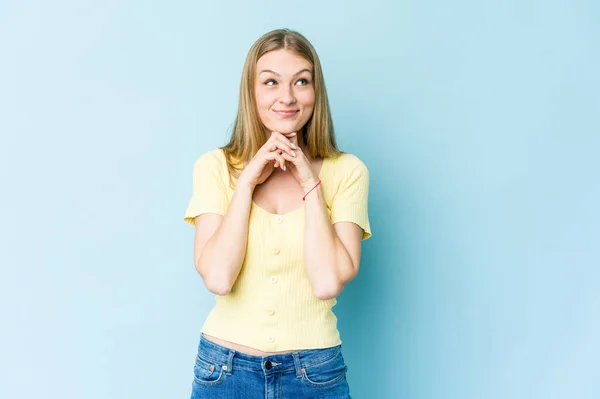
xmin=266 ymin=121 xmax=305 ymax=135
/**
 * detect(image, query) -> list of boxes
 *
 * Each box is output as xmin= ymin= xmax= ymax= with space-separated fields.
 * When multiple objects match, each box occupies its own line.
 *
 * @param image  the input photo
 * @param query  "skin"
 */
xmin=198 ymin=49 xmax=365 ymax=356
xmin=255 ymin=49 xmax=315 ymax=139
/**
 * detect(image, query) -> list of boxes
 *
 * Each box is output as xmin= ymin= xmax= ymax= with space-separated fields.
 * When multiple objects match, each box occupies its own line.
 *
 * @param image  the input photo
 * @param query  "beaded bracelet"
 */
xmin=302 ymin=180 xmax=322 ymax=201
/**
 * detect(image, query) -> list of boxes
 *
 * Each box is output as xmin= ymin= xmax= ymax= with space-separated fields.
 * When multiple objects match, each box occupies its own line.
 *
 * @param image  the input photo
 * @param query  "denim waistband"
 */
xmin=197 ymin=335 xmax=343 ymax=377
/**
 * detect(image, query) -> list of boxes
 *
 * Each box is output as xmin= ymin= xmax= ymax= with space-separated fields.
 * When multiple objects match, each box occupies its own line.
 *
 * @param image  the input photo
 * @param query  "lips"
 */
xmin=273 ymin=110 xmax=298 ymax=118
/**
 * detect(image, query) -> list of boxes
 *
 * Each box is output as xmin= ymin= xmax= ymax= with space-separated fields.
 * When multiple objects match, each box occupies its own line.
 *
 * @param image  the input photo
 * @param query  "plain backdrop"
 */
xmin=1 ymin=1 xmax=599 ymax=398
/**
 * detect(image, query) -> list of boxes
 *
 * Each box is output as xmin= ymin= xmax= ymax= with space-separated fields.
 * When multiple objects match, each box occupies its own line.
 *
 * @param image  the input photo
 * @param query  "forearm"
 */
xmin=198 ymin=184 xmax=253 ymax=295
xmin=303 ymin=179 xmax=356 ymax=299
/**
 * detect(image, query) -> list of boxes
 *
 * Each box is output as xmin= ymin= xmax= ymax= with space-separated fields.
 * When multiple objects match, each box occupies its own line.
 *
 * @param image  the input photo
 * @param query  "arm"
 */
xmin=303 ymin=178 xmax=364 ymax=300
xmin=193 ymin=183 xmax=253 ymax=295
xmin=188 ymin=135 xmax=296 ymax=296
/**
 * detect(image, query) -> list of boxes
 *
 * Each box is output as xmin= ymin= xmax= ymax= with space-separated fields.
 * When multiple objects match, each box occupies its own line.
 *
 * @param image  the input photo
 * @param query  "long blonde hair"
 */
xmin=221 ymin=28 xmax=342 ymax=188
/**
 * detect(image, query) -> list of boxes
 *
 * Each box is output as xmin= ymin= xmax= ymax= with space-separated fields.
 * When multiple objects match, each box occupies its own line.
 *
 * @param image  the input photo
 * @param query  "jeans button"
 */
xmin=265 ymin=360 xmax=272 ymax=370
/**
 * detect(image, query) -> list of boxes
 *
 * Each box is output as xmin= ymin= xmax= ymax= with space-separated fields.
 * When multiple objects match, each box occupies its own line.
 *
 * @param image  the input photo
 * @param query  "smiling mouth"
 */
xmin=273 ymin=110 xmax=298 ymax=118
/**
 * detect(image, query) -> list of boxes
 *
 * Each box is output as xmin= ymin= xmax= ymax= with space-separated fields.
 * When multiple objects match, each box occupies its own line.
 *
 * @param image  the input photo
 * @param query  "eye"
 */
xmin=295 ymin=78 xmax=310 ymax=86
xmin=264 ymin=79 xmax=277 ymax=86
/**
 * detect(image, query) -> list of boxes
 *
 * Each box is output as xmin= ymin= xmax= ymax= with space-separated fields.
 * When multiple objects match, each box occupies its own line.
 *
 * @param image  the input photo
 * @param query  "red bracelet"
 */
xmin=302 ymin=180 xmax=322 ymax=201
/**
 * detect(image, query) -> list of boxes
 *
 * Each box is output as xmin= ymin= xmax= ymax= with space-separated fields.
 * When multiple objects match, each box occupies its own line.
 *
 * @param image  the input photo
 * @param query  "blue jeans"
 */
xmin=190 ymin=335 xmax=351 ymax=398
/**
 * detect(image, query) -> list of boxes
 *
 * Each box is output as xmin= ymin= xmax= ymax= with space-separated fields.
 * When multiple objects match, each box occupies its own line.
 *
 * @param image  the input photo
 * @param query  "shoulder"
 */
xmin=193 ymin=148 xmax=226 ymax=170
xmin=325 ymin=152 xmax=369 ymax=179
xmin=195 ymin=148 xmax=225 ymax=164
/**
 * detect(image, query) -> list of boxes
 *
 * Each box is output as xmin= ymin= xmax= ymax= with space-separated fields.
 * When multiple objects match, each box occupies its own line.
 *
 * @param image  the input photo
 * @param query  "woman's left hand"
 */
xmin=279 ymin=132 xmax=318 ymax=190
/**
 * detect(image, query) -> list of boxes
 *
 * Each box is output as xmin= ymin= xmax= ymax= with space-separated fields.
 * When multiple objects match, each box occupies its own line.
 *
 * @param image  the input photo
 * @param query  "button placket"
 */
xmin=269 ymin=214 xmax=284 ymax=280
xmin=265 ymin=214 xmax=284 ymax=348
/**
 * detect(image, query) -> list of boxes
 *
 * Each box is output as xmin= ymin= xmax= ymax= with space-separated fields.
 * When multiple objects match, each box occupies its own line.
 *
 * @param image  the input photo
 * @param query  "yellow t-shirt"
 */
xmin=184 ymin=148 xmax=371 ymax=351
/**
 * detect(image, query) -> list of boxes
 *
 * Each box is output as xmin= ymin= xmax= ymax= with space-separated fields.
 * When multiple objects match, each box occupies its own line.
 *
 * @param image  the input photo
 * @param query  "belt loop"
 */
xmin=292 ymin=352 xmax=303 ymax=378
xmin=225 ymin=350 xmax=235 ymax=375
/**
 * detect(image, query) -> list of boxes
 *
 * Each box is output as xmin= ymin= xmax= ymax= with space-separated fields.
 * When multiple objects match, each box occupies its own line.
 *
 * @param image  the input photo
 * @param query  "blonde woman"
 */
xmin=184 ymin=28 xmax=371 ymax=399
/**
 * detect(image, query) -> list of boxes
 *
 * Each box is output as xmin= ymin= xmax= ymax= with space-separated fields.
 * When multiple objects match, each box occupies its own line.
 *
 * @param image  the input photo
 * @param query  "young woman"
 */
xmin=184 ymin=28 xmax=371 ymax=399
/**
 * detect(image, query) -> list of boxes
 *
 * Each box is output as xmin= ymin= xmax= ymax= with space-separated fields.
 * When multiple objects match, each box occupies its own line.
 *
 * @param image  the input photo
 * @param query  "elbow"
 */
xmin=314 ymin=280 xmax=344 ymax=300
xmin=195 ymin=261 xmax=233 ymax=296
xmin=313 ymin=267 xmax=358 ymax=300
xmin=208 ymin=284 xmax=232 ymax=296
xmin=202 ymin=275 xmax=233 ymax=296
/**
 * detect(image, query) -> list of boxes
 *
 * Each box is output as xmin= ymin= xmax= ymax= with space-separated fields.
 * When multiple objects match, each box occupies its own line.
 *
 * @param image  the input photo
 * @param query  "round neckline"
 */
xmin=251 ymin=156 xmax=329 ymax=217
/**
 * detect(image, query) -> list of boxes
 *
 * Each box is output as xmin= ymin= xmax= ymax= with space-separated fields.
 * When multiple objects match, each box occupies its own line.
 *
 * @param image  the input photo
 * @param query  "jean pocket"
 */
xmin=193 ymin=353 xmax=226 ymax=386
xmin=300 ymin=348 xmax=348 ymax=388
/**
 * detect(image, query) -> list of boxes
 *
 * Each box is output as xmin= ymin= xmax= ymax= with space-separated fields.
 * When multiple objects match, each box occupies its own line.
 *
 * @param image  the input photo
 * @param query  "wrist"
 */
xmin=302 ymin=179 xmax=322 ymax=200
xmin=236 ymin=179 xmax=255 ymax=195
xmin=301 ymin=177 xmax=319 ymax=191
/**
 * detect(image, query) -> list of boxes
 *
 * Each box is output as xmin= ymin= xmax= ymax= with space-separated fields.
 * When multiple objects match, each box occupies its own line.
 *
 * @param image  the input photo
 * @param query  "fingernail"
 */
xmin=291 ymin=144 xmax=298 ymax=149
xmin=292 ymin=151 xmax=296 ymax=157
xmin=283 ymin=164 xmax=286 ymax=171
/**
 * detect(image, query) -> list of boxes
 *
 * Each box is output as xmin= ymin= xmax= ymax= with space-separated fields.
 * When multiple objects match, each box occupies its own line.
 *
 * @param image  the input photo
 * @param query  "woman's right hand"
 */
xmin=238 ymin=131 xmax=298 ymax=189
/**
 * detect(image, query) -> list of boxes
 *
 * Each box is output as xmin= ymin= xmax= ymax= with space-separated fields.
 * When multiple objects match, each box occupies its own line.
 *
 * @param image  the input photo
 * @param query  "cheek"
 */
xmin=300 ymin=98 xmax=315 ymax=121
xmin=298 ymin=90 xmax=315 ymax=110
xmin=255 ymin=88 xmax=276 ymax=110
xmin=255 ymin=91 xmax=271 ymax=124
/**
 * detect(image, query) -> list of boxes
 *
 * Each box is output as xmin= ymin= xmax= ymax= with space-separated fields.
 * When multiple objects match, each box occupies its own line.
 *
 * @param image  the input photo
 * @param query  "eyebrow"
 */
xmin=259 ymin=68 xmax=312 ymax=76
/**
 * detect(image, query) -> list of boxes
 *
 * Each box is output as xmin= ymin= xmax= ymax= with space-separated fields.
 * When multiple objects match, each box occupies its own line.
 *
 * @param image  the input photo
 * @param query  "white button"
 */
xmin=222 ymin=365 xmax=228 ymax=371
xmin=268 ymin=309 xmax=275 ymax=316
xmin=275 ymin=215 xmax=283 ymax=224
xmin=273 ymin=248 xmax=280 ymax=254
xmin=270 ymin=276 xmax=278 ymax=284
xmin=268 ymin=336 xmax=275 ymax=342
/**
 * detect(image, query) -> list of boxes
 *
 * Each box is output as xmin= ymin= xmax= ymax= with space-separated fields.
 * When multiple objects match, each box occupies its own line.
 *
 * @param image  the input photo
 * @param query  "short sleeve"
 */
xmin=330 ymin=156 xmax=372 ymax=240
xmin=183 ymin=149 xmax=229 ymax=226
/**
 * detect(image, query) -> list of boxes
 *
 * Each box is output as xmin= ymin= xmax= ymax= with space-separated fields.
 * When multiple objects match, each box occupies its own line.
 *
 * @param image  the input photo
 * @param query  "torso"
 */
xmin=205 ymin=156 xmax=326 ymax=356
xmin=202 ymin=334 xmax=301 ymax=356
xmin=251 ymin=157 xmax=324 ymax=215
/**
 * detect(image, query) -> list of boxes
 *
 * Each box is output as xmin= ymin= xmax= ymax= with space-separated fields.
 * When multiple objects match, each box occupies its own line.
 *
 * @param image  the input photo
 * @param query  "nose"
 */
xmin=278 ymin=84 xmax=296 ymax=105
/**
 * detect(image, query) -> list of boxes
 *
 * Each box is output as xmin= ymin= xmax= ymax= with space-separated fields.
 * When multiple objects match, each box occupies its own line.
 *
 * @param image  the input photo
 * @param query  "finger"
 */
xmin=265 ymin=151 xmax=286 ymax=170
xmin=265 ymin=141 xmax=293 ymax=158
xmin=268 ymin=138 xmax=297 ymax=158
xmin=277 ymin=154 xmax=286 ymax=171
xmin=269 ymin=131 xmax=297 ymax=151
xmin=271 ymin=131 xmax=298 ymax=150
xmin=267 ymin=141 xmax=280 ymax=153
xmin=271 ymin=159 xmax=283 ymax=170
xmin=271 ymin=131 xmax=296 ymax=139
xmin=283 ymin=132 xmax=298 ymax=147
xmin=261 ymin=135 xmax=282 ymax=154
xmin=279 ymin=151 xmax=301 ymax=167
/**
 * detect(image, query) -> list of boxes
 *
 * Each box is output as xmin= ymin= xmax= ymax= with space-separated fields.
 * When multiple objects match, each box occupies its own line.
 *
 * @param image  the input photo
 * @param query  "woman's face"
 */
xmin=255 ymin=49 xmax=315 ymax=136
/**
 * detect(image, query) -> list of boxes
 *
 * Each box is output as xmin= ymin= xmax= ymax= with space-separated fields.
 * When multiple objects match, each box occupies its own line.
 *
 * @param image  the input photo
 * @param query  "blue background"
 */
xmin=1 ymin=1 xmax=598 ymax=398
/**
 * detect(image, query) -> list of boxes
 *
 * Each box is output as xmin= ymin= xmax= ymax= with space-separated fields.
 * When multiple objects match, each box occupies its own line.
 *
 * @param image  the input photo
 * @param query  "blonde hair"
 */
xmin=221 ymin=28 xmax=342 ymax=188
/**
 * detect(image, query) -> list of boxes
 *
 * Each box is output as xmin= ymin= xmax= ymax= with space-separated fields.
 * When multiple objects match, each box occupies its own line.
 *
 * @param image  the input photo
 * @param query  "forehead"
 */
xmin=256 ymin=49 xmax=312 ymax=74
